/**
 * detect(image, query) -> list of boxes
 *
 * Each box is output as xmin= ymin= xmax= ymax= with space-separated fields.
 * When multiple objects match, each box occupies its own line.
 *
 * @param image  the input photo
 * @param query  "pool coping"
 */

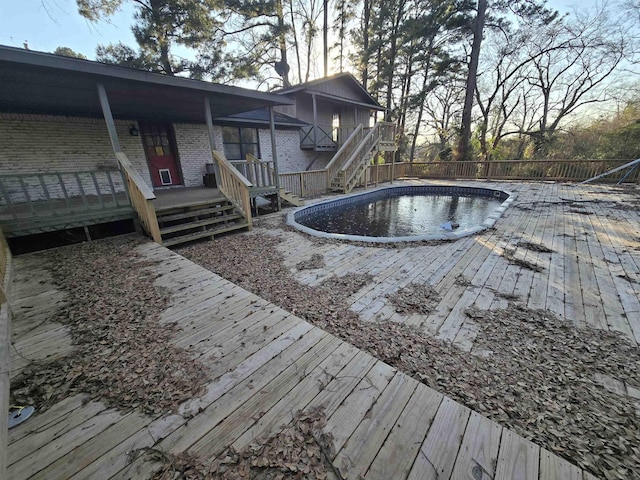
xmin=286 ymin=183 xmax=515 ymax=243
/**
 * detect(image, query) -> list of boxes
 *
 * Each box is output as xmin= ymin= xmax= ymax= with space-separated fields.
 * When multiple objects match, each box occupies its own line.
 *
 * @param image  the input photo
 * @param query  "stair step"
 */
xmin=162 ymin=221 xmax=250 ymax=247
xmin=160 ymin=213 xmax=242 ymax=235
xmin=155 ymin=197 xmax=230 ymax=215
xmin=157 ymin=203 xmax=234 ymax=223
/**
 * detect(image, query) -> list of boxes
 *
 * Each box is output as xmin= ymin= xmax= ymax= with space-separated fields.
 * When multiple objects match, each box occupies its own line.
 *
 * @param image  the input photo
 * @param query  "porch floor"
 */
xmin=7 ymin=235 xmax=592 ymax=479
xmin=153 ymin=186 xmax=224 ymax=212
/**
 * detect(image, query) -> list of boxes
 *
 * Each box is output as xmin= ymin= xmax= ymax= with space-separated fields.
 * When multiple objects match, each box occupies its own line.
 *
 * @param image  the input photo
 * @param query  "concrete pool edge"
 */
xmin=286 ymin=184 xmax=516 ymax=243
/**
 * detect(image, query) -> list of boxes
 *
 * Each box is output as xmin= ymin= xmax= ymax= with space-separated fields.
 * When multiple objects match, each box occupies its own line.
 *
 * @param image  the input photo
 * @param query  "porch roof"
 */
xmin=0 ymin=46 xmax=293 ymax=123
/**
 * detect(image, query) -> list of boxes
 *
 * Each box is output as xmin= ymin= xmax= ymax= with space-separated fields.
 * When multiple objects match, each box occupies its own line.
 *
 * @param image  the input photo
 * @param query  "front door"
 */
xmin=139 ymin=123 xmax=182 ymax=188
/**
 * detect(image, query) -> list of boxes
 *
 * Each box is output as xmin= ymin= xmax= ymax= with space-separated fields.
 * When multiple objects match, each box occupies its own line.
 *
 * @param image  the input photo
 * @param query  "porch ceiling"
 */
xmin=0 ymin=46 xmax=292 ymax=123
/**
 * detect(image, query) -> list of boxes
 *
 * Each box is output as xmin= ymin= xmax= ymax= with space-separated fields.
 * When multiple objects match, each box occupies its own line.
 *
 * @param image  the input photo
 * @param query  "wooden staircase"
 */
xmin=156 ymin=197 xmax=249 ymax=247
xmin=279 ymin=188 xmax=305 ymax=207
xmin=328 ymin=121 xmax=398 ymax=194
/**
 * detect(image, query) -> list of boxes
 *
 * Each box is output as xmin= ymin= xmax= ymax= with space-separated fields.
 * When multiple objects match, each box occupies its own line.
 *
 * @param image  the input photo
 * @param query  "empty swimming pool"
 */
xmin=287 ymin=185 xmax=513 ymax=243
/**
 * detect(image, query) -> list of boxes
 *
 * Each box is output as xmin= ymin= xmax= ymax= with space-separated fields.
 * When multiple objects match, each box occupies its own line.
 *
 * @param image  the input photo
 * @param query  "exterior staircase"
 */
xmin=279 ymin=188 xmax=305 ymax=206
xmin=156 ymin=197 xmax=249 ymax=247
xmin=327 ymin=121 xmax=397 ymax=194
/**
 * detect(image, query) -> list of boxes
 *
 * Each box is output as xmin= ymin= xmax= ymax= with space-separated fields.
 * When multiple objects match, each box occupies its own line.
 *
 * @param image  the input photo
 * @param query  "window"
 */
xmin=222 ymin=127 xmax=260 ymax=160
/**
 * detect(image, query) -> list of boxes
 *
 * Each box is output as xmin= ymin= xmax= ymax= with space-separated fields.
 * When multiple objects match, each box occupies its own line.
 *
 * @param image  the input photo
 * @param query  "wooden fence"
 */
xmin=280 ymin=170 xmax=328 ymax=198
xmin=399 ymin=159 xmax=640 ymax=183
xmin=280 ymin=158 xmax=639 ymax=198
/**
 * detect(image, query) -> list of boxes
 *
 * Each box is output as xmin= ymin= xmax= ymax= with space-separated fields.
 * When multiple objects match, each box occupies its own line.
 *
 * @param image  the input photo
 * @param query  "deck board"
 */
xmin=7 ymin=180 xmax=627 ymax=480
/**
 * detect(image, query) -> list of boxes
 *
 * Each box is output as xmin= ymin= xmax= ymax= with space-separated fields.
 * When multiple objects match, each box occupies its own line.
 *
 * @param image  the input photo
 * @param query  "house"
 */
xmin=0 ymin=46 xmax=295 ymax=247
xmin=216 ymin=74 xmax=398 ymax=197
xmin=0 ymin=46 xmax=397 ymax=248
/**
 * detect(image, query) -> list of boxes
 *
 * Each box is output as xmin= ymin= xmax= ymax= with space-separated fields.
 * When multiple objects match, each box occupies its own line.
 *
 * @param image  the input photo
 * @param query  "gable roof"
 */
xmin=0 ymin=46 xmax=293 ymax=123
xmin=276 ymin=73 xmax=383 ymax=110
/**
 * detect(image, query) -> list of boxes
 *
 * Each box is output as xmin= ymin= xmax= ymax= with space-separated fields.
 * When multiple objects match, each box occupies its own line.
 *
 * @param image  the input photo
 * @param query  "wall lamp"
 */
xmin=129 ymin=125 xmax=139 ymax=136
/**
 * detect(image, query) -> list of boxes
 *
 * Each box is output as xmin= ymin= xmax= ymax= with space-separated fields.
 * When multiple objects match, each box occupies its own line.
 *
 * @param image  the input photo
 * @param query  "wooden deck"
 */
xmin=6 ymin=230 xmax=595 ymax=479
xmin=278 ymin=180 xmax=640 ymax=350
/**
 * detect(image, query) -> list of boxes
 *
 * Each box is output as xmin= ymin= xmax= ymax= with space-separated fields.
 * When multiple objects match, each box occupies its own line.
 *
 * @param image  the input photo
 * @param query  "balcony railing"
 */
xmin=300 ymin=124 xmax=361 ymax=150
xmin=0 ymin=169 xmax=134 ymax=237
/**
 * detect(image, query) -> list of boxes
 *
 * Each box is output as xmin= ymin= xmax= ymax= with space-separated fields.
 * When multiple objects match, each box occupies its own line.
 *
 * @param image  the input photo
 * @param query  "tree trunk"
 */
xmin=323 ymin=0 xmax=329 ymax=77
xmin=362 ymin=0 xmax=371 ymax=89
xmin=276 ymin=0 xmax=290 ymax=87
xmin=457 ymin=0 xmax=487 ymax=161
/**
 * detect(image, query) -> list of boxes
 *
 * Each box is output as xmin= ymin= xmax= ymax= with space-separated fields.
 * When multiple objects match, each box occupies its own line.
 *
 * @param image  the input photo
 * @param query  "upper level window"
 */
xmin=222 ymin=127 xmax=260 ymax=160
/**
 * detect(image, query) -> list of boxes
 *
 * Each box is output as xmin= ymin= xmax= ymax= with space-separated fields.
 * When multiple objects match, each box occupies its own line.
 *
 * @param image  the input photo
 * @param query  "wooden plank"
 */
xmin=539 ymin=448 xmax=582 ymax=480
xmin=333 ymin=372 xmax=416 ymax=479
xmin=69 ymin=414 xmax=184 ymax=480
xmin=161 ymin=326 xmax=327 ymax=452
xmin=187 ymin=334 xmax=344 ymax=456
xmin=323 ymin=361 xmax=396 ymax=453
xmin=494 ymin=429 xmax=540 ymax=480
xmin=450 ymin=411 xmax=503 ymax=480
xmin=366 ymin=384 xmax=443 ymax=480
xmin=29 ymin=411 xmax=150 ymax=480
xmin=194 ymin=339 xmax=353 ymax=457
xmin=7 ymin=409 xmax=132 ymax=479
xmin=232 ymin=348 xmax=374 ymax=452
xmin=407 ymin=396 xmax=471 ymax=480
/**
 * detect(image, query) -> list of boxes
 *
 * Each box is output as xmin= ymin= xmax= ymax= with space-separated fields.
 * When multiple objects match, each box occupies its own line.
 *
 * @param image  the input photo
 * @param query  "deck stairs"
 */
xmin=328 ymin=121 xmax=398 ymax=194
xmin=279 ymin=188 xmax=305 ymax=207
xmin=156 ymin=197 xmax=249 ymax=247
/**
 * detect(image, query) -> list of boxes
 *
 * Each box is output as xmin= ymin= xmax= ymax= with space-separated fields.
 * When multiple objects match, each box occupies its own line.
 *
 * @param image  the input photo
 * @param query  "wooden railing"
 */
xmin=325 ymin=125 xmax=365 ymax=187
xmin=0 ymin=169 xmax=130 ymax=216
xmin=300 ymin=124 xmax=360 ymax=150
xmin=114 ymin=153 xmax=161 ymax=243
xmin=400 ymin=159 xmax=640 ymax=183
xmin=280 ymin=170 xmax=328 ymax=198
xmin=212 ymin=150 xmax=253 ymax=229
xmin=338 ymin=123 xmax=382 ymax=192
xmin=0 ymin=226 xmax=12 ymax=479
xmin=230 ymin=154 xmax=277 ymax=189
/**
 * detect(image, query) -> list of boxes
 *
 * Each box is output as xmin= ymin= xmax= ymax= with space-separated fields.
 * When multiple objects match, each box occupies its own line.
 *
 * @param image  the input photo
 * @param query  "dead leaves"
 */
xmin=180 ymin=230 xmax=640 ymax=480
xmin=386 ymin=283 xmax=441 ymax=315
xmin=150 ymin=408 xmax=337 ymax=480
xmin=10 ymin=237 xmax=208 ymax=414
xmin=295 ymin=254 xmax=324 ymax=271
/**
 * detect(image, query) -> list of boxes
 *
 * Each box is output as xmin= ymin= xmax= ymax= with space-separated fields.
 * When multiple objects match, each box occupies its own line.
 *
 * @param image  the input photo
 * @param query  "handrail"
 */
xmin=339 ymin=122 xmax=382 ymax=191
xmin=0 ymin=225 xmax=12 ymax=480
xmin=212 ymin=150 xmax=253 ymax=229
xmin=325 ymin=124 xmax=364 ymax=187
xmin=114 ymin=152 xmax=162 ymax=243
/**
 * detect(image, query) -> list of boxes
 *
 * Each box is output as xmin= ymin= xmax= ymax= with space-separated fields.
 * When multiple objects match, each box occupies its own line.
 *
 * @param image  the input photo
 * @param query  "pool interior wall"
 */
xmin=287 ymin=185 xmax=514 ymax=243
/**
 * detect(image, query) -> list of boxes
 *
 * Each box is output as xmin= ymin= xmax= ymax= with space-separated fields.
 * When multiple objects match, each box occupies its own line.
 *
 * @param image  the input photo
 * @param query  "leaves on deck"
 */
xmin=10 ymin=237 xmax=209 ymax=414
xmin=386 ymin=283 xmax=441 ymax=315
xmin=150 ymin=407 xmax=338 ymax=480
xmin=180 ymin=228 xmax=640 ymax=480
xmin=295 ymin=254 xmax=325 ymax=271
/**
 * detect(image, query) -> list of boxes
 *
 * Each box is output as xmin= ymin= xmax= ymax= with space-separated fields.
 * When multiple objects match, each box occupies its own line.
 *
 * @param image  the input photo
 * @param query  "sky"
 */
xmin=0 ymin=0 xmax=600 ymax=66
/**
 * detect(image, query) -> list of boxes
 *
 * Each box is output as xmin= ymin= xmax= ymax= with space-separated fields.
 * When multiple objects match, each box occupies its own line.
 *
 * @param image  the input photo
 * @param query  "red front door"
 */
xmin=139 ymin=123 xmax=182 ymax=188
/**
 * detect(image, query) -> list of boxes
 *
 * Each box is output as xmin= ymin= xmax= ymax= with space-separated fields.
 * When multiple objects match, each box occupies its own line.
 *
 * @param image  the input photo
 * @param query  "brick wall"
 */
xmin=173 ymin=123 xmax=215 ymax=187
xmin=0 ymin=113 xmax=150 ymax=202
xmin=256 ymin=128 xmax=330 ymax=173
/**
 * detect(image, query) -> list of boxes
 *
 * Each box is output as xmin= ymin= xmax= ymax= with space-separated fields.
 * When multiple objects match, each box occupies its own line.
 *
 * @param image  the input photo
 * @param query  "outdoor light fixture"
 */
xmin=129 ymin=125 xmax=139 ymax=136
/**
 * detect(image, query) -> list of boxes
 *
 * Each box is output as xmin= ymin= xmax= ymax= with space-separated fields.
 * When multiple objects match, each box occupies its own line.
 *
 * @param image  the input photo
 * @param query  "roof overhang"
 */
xmin=0 ymin=46 xmax=293 ymax=123
xmin=296 ymin=90 xmax=386 ymax=111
